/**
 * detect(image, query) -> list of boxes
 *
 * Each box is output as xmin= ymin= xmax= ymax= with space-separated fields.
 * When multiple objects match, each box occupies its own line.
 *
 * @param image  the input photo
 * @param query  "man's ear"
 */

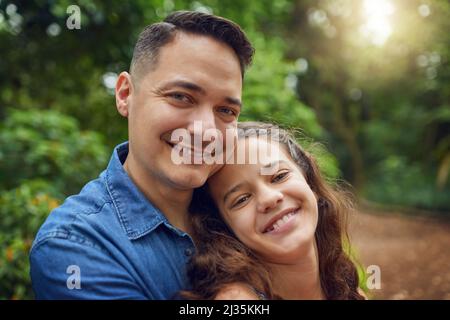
xmin=115 ymin=71 xmax=133 ymax=118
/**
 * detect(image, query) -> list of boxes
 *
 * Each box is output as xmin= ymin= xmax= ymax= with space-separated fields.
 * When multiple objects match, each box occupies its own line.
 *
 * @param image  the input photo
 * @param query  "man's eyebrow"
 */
xmin=158 ymin=80 xmax=206 ymax=94
xmin=223 ymin=182 xmax=244 ymax=204
xmin=225 ymin=96 xmax=242 ymax=108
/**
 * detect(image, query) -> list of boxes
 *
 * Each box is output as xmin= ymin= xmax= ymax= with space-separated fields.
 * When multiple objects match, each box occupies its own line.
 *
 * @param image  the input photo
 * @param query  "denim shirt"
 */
xmin=29 ymin=142 xmax=195 ymax=299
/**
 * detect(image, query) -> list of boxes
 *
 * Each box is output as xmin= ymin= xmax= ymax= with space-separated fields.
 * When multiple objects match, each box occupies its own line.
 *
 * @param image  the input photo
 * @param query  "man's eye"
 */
xmin=218 ymin=107 xmax=237 ymax=116
xmin=232 ymin=194 xmax=250 ymax=208
xmin=272 ymin=171 xmax=289 ymax=183
xmin=169 ymin=93 xmax=191 ymax=103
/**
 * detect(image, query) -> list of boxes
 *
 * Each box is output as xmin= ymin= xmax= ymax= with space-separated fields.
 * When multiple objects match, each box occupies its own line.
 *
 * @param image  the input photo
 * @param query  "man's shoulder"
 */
xmin=61 ymin=173 xmax=112 ymax=216
xmin=32 ymin=174 xmax=115 ymax=249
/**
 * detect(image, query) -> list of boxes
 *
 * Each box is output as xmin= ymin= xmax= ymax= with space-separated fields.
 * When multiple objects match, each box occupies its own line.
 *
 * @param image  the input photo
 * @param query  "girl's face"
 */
xmin=208 ymin=137 xmax=319 ymax=264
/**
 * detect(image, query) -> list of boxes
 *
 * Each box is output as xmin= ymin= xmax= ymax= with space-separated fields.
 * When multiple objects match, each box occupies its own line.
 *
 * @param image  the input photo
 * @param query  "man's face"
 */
xmin=119 ymin=32 xmax=242 ymax=190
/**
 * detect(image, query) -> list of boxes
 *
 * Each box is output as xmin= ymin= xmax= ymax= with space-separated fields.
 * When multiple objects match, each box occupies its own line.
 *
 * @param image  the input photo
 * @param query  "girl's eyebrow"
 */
xmin=261 ymin=159 xmax=289 ymax=169
xmin=223 ymin=182 xmax=244 ymax=204
xmin=259 ymin=159 xmax=290 ymax=175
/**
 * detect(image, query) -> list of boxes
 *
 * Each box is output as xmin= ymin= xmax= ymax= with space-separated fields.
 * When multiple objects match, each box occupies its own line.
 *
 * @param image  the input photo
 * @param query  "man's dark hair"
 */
xmin=130 ymin=10 xmax=254 ymax=80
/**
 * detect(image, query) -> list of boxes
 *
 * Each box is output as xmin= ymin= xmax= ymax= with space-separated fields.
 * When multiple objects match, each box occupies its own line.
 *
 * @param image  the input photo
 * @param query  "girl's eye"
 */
xmin=272 ymin=171 xmax=289 ymax=183
xmin=232 ymin=194 xmax=250 ymax=208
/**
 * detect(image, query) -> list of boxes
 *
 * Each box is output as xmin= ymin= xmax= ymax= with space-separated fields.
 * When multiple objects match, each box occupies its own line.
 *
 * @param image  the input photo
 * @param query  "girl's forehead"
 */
xmin=233 ymin=136 xmax=288 ymax=165
xmin=210 ymin=138 xmax=293 ymax=185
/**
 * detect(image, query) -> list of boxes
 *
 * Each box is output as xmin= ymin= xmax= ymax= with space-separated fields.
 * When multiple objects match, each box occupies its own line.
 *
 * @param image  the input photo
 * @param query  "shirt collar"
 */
xmin=105 ymin=141 xmax=167 ymax=240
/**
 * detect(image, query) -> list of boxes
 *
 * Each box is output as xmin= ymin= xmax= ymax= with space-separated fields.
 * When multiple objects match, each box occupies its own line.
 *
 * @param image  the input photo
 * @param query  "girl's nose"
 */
xmin=256 ymin=186 xmax=283 ymax=213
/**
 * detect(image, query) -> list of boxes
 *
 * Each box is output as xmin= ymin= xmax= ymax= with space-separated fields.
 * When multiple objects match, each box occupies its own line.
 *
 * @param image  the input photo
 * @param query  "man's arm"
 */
xmin=30 ymin=236 xmax=147 ymax=299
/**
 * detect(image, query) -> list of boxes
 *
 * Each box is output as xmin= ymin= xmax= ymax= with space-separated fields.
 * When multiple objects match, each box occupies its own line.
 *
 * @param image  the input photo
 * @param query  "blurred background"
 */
xmin=0 ymin=0 xmax=449 ymax=299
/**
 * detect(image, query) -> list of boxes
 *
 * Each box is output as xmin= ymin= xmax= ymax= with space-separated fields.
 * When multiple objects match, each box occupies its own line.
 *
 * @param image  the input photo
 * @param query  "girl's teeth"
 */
xmin=275 ymin=220 xmax=283 ymax=229
xmin=265 ymin=209 xmax=299 ymax=233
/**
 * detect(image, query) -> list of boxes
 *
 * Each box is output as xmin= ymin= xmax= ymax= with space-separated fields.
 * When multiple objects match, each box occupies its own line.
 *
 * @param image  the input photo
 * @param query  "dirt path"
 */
xmin=348 ymin=209 xmax=450 ymax=300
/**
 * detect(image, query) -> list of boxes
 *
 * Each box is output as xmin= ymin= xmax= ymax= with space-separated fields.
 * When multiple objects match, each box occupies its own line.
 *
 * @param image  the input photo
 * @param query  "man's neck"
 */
xmin=123 ymin=152 xmax=193 ymax=234
xmin=268 ymin=241 xmax=325 ymax=300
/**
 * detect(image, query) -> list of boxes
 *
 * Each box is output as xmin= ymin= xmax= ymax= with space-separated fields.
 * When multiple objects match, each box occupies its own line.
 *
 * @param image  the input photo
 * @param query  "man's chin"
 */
xmin=166 ymin=165 xmax=211 ymax=190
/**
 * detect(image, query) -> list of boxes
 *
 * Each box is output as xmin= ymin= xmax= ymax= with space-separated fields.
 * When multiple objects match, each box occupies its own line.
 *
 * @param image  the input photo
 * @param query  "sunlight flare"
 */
xmin=360 ymin=0 xmax=395 ymax=46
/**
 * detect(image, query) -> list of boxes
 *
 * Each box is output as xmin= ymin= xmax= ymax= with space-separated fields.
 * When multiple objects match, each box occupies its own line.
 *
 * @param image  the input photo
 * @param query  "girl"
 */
xmin=186 ymin=122 xmax=365 ymax=300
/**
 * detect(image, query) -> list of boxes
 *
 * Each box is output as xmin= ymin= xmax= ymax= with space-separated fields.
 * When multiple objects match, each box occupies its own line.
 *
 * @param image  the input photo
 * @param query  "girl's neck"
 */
xmin=267 ymin=241 xmax=325 ymax=300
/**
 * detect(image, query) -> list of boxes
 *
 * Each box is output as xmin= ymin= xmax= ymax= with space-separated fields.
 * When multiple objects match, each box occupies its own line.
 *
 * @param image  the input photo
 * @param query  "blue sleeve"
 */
xmin=29 ymin=236 xmax=147 ymax=300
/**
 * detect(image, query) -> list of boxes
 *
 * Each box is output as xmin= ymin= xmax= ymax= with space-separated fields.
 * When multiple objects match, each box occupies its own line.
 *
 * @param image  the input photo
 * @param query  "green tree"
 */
xmin=0 ymin=109 xmax=109 ymax=195
xmin=282 ymin=0 xmax=450 ymax=210
xmin=0 ymin=180 xmax=60 ymax=299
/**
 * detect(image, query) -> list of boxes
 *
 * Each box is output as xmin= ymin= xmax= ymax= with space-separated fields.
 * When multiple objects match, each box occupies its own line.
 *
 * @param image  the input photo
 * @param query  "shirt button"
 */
xmin=184 ymin=248 xmax=193 ymax=257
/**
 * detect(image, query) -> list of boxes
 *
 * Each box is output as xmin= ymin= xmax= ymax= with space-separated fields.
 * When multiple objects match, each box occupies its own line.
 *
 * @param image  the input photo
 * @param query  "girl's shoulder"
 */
xmin=214 ymin=282 xmax=266 ymax=300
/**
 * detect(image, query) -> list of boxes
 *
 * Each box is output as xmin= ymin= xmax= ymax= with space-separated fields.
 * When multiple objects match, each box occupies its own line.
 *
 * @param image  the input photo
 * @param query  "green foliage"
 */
xmin=364 ymin=156 xmax=450 ymax=211
xmin=282 ymin=0 xmax=450 ymax=209
xmin=241 ymin=33 xmax=340 ymax=178
xmin=0 ymin=180 xmax=60 ymax=299
xmin=242 ymin=34 xmax=323 ymax=138
xmin=0 ymin=109 xmax=109 ymax=195
xmin=0 ymin=109 xmax=109 ymax=299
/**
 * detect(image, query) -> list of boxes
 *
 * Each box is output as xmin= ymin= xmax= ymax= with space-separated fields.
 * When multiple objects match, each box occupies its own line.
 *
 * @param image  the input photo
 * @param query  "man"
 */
xmin=30 ymin=10 xmax=254 ymax=299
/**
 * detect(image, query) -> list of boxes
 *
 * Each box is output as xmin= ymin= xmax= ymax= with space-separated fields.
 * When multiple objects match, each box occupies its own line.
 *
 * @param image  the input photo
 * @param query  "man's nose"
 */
xmin=186 ymin=106 xmax=217 ymax=145
xmin=256 ymin=186 xmax=284 ymax=213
